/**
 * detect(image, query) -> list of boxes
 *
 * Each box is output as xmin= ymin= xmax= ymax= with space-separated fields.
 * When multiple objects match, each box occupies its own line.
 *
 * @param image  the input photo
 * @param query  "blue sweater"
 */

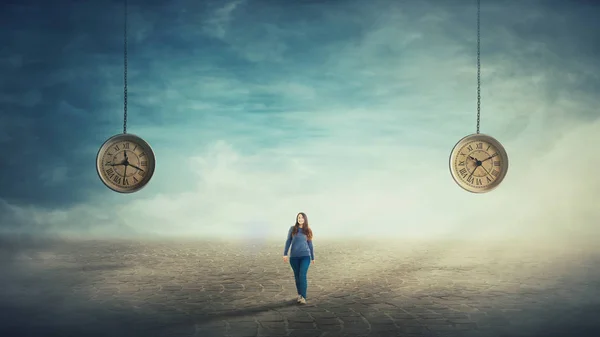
xmin=283 ymin=226 xmax=314 ymax=260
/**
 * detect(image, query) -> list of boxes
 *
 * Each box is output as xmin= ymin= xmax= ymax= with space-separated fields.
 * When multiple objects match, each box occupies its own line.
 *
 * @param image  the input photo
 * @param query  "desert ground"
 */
xmin=0 ymin=235 xmax=599 ymax=337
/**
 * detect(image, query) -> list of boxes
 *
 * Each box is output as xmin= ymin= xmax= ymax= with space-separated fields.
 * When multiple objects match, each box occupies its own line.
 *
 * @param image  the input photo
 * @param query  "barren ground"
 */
xmin=0 ymin=236 xmax=598 ymax=337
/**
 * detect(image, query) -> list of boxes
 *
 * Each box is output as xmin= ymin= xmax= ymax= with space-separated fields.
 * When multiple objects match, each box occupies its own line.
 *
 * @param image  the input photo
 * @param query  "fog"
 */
xmin=0 ymin=0 xmax=598 ymax=243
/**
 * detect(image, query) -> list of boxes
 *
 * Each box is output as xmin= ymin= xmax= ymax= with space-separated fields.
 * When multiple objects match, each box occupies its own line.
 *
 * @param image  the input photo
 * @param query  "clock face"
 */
xmin=449 ymin=134 xmax=508 ymax=193
xmin=96 ymin=134 xmax=156 ymax=193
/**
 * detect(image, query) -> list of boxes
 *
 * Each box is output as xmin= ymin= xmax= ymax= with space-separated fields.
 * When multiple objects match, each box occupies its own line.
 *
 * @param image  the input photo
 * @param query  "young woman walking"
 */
xmin=283 ymin=212 xmax=315 ymax=304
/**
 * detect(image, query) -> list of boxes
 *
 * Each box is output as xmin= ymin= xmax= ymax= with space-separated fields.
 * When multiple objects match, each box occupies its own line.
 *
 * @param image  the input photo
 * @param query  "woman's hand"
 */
xmin=312 ymin=259 xmax=315 ymax=265
xmin=283 ymin=255 xmax=289 ymax=263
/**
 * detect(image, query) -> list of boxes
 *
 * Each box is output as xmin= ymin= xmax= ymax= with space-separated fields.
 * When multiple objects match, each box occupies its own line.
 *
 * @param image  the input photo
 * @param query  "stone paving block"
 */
xmin=314 ymin=318 xmax=341 ymax=326
xmin=1 ymin=238 xmax=600 ymax=337
xmin=287 ymin=330 xmax=323 ymax=337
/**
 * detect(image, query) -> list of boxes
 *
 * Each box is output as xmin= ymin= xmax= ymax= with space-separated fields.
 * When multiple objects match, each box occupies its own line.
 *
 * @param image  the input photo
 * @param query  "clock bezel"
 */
xmin=449 ymin=133 xmax=509 ymax=193
xmin=96 ymin=133 xmax=156 ymax=194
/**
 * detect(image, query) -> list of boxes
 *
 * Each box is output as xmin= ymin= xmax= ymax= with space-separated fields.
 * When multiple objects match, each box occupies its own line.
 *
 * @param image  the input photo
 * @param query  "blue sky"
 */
xmin=0 ymin=0 xmax=599 ymax=240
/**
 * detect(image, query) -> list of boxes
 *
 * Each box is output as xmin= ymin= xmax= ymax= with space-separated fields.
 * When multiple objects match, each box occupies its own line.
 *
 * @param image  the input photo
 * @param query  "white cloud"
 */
xmin=2 ymin=0 xmax=599 ymax=243
xmin=4 ymin=115 xmax=599 ymax=241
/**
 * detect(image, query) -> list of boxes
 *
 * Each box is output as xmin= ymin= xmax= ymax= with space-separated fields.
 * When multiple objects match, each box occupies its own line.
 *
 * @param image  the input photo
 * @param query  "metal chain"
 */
xmin=123 ymin=0 xmax=128 ymax=134
xmin=476 ymin=0 xmax=481 ymax=134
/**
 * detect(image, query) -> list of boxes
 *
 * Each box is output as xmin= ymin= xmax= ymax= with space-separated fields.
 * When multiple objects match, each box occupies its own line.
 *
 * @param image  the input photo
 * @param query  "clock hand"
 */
xmin=480 ymin=165 xmax=493 ymax=178
xmin=481 ymin=153 xmax=498 ymax=162
xmin=123 ymin=151 xmax=131 ymax=167
xmin=468 ymin=155 xmax=478 ymax=162
xmin=467 ymin=165 xmax=478 ymax=180
xmin=111 ymin=154 xmax=127 ymax=166
xmin=129 ymin=163 xmax=144 ymax=172
xmin=123 ymin=163 xmax=127 ymax=178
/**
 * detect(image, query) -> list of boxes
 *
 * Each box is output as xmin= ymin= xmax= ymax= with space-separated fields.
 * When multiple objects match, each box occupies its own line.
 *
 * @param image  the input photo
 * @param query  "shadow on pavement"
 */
xmin=0 ymin=235 xmax=599 ymax=337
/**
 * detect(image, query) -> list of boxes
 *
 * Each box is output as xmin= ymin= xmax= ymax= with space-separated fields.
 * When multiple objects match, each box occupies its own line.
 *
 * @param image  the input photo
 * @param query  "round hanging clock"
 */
xmin=96 ymin=133 xmax=156 ymax=193
xmin=448 ymin=0 xmax=508 ymax=193
xmin=449 ymin=133 xmax=508 ymax=193
xmin=96 ymin=2 xmax=156 ymax=194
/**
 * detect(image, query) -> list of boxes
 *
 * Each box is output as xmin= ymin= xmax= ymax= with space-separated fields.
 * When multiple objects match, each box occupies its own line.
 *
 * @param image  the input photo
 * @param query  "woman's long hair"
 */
xmin=292 ymin=212 xmax=313 ymax=241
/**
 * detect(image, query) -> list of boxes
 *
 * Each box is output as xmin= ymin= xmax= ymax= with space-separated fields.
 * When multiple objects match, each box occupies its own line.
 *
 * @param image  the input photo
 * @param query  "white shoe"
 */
xmin=298 ymin=296 xmax=306 ymax=304
xmin=296 ymin=295 xmax=302 ymax=302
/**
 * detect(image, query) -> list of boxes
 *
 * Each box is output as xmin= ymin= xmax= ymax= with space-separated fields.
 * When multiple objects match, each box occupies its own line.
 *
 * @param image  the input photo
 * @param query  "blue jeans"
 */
xmin=289 ymin=256 xmax=311 ymax=299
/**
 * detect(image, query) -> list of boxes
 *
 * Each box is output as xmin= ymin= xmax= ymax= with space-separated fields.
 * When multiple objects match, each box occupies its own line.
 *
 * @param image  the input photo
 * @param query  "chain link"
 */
xmin=476 ymin=0 xmax=481 ymax=134
xmin=123 ymin=0 xmax=128 ymax=134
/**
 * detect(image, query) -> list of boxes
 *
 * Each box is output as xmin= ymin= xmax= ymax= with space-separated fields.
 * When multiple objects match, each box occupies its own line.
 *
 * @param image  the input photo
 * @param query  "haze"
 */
xmin=1 ymin=0 xmax=598 ymax=244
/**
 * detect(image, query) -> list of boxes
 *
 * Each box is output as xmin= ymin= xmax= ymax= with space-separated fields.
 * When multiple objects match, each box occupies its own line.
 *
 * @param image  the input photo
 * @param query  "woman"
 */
xmin=283 ymin=212 xmax=315 ymax=304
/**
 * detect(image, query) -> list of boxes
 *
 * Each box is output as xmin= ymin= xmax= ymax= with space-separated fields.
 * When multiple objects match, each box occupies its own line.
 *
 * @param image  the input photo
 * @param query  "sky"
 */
xmin=0 ymin=0 xmax=599 ymax=241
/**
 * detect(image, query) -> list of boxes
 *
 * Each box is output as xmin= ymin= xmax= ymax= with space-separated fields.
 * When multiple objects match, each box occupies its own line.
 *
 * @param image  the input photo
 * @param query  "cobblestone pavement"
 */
xmin=0 ymin=236 xmax=599 ymax=337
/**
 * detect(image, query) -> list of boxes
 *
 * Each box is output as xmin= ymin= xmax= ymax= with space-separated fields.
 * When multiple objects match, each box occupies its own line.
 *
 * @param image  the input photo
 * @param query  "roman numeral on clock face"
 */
xmin=112 ymin=175 xmax=122 ymax=184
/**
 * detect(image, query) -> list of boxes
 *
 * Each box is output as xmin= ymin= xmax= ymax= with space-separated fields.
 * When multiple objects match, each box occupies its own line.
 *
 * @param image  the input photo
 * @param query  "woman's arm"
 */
xmin=283 ymin=226 xmax=293 ymax=256
xmin=307 ymin=240 xmax=314 ymax=261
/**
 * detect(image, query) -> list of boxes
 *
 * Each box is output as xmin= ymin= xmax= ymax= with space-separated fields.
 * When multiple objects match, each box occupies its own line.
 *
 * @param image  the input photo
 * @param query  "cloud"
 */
xmin=2 ymin=114 xmax=599 ymax=240
xmin=0 ymin=0 xmax=599 ymax=241
xmin=198 ymin=0 xmax=301 ymax=63
xmin=202 ymin=0 xmax=245 ymax=40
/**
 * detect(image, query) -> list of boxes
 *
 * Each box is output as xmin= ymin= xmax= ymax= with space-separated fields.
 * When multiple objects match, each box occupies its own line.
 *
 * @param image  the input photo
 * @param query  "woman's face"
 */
xmin=297 ymin=214 xmax=305 ymax=225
